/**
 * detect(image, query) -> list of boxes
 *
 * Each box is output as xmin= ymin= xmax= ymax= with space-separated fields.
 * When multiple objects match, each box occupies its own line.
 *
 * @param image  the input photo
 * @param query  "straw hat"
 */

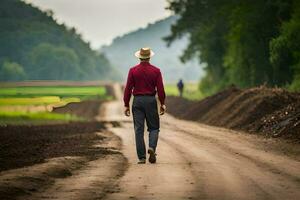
xmin=135 ymin=47 xmax=155 ymax=59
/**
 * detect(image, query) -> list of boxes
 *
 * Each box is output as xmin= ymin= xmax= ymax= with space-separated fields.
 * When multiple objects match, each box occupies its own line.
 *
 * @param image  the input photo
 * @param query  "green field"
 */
xmin=0 ymin=85 xmax=108 ymax=124
xmin=165 ymin=83 xmax=203 ymax=100
xmin=0 ymin=86 xmax=106 ymax=98
xmin=0 ymin=96 xmax=81 ymax=105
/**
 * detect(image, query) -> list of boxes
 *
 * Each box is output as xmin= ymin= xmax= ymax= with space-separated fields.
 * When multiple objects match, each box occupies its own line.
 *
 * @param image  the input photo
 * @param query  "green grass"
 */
xmin=165 ymin=83 xmax=203 ymax=100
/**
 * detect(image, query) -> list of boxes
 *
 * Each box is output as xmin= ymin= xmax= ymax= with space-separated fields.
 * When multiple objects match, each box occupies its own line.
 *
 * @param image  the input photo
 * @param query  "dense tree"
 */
xmin=270 ymin=0 xmax=300 ymax=91
xmin=0 ymin=0 xmax=120 ymax=81
xmin=166 ymin=0 xmax=299 ymax=94
xmin=28 ymin=43 xmax=82 ymax=80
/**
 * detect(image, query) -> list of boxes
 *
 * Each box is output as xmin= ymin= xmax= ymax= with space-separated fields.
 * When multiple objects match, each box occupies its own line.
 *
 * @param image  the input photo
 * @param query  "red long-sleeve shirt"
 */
xmin=123 ymin=62 xmax=166 ymax=107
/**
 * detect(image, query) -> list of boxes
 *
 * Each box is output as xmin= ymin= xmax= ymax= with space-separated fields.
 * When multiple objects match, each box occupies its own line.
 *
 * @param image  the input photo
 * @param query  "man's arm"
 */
xmin=156 ymin=70 xmax=166 ymax=115
xmin=123 ymin=69 xmax=134 ymax=116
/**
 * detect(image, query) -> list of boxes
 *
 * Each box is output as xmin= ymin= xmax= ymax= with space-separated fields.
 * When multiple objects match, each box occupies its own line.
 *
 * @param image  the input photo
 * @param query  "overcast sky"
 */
xmin=26 ymin=0 xmax=171 ymax=49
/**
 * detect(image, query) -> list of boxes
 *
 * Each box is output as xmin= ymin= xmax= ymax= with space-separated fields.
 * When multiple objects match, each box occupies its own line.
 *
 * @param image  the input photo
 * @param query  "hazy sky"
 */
xmin=26 ymin=0 xmax=171 ymax=49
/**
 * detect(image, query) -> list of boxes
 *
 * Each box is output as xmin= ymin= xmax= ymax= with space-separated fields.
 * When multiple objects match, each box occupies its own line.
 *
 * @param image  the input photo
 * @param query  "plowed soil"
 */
xmin=0 ymin=122 xmax=106 ymax=172
xmin=0 ymin=100 xmax=127 ymax=200
xmin=167 ymin=86 xmax=300 ymax=142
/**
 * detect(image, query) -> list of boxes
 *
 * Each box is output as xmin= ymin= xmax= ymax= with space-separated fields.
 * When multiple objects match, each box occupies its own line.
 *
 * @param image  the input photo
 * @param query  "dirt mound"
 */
xmin=53 ymin=100 xmax=102 ymax=120
xmin=249 ymin=101 xmax=300 ymax=140
xmin=167 ymin=86 xmax=241 ymax=120
xmin=167 ymin=86 xmax=300 ymax=141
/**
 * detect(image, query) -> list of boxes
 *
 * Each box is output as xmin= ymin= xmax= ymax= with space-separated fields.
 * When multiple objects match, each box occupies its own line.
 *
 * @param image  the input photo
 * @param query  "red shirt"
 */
xmin=123 ymin=62 xmax=166 ymax=107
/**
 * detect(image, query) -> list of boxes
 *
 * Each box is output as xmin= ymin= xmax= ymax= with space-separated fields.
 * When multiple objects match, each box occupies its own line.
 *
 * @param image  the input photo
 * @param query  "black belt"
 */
xmin=134 ymin=93 xmax=156 ymax=96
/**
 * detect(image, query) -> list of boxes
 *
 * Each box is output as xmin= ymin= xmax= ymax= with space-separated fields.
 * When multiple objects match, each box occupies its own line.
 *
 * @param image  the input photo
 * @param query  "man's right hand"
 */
xmin=124 ymin=106 xmax=130 ymax=117
xmin=160 ymin=105 xmax=166 ymax=115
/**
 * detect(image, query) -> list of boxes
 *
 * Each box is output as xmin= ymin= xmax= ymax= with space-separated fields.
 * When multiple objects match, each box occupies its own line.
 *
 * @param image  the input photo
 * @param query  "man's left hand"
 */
xmin=160 ymin=105 xmax=166 ymax=115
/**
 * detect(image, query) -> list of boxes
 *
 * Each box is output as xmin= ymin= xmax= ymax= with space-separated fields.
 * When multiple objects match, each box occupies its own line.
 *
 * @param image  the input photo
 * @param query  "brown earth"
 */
xmin=0 ymin=122 xmax=106 ymax=172
xmin=167 ymin=86 xmax=300 ymax=142
xmin=0 ymin=100 xmax=127 ymax=200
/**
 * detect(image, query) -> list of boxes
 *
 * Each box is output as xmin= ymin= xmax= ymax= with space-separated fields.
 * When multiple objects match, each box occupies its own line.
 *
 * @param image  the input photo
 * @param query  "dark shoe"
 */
xmin=137 ymin=158 xmax=146 ymax=164
xmin=148 ymin=148 xmax=156 ymax=164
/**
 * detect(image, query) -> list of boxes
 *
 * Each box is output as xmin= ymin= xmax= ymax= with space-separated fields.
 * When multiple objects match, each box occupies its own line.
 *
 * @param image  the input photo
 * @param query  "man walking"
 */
xmin=123 ymin=47 xmax=166 ymax=164
xmin=177 ymin=79 xmax=184 ymax=97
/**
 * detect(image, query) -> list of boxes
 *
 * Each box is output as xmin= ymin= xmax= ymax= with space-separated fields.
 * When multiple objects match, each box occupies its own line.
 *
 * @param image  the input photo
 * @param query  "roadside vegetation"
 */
xmin=166 ymin=0 xmax=300 ymax=95
xmin=0 ymin=85 xmax=108 ymax=125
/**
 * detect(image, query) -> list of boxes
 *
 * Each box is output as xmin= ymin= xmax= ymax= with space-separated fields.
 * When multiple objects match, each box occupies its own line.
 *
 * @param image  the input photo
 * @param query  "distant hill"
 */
xmin=0 ymin=0 xmax=120 ymax=81
xmin=100 ymin=16 xmax=203 ymax=82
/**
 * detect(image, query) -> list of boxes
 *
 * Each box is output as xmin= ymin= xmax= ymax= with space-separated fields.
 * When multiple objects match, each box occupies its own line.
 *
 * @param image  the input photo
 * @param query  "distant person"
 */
xmin=123 ymin=47 xmax=166 ymax=164
xmin=177 ymin=79 xmax=184 ymax=97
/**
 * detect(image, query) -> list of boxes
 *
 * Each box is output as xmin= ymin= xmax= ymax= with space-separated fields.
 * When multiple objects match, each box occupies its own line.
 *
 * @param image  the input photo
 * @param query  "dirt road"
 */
xmin=100 ymin=85 xmax=300 ymax=200
xmin=1 ymin=84 xmax=300 ymax=200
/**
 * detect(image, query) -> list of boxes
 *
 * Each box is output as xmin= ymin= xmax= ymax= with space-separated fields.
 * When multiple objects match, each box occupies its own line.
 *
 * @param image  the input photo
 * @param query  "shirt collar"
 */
xmin=140 ymin=61 xmax=150 ymax=66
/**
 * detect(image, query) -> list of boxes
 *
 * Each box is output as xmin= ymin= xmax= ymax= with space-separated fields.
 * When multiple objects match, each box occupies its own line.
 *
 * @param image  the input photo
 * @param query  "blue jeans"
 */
xmin=132 ymin=96 xmax=160 ymax=160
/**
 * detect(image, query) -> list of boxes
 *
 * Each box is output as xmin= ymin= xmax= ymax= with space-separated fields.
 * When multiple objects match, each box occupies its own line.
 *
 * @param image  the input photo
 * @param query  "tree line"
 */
xmin=0 ymin=0 xmax=120 ymax=81
xmin=166 ymin=0 xmax=300 ymax=94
